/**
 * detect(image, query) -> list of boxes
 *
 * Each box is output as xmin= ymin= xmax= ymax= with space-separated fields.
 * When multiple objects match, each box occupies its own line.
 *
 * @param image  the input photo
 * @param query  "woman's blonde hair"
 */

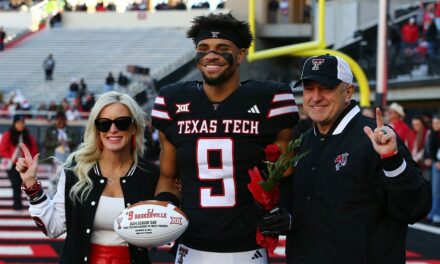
xmin=66 ymin=91 xmax=146 ymax=203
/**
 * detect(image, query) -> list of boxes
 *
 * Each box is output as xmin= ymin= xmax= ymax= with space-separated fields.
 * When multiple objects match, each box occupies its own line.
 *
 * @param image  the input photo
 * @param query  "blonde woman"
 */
xmin=16 ymin=91 xmax=159 ymax=264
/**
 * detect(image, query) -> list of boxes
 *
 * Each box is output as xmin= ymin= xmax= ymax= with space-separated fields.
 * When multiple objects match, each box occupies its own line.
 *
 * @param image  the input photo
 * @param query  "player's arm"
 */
xmin=154 ymin=130 xmax=180 ymax=206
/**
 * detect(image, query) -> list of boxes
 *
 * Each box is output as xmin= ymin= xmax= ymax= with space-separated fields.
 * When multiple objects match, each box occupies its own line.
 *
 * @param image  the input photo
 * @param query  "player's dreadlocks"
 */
xmin=187 ymin=13 xmax=254 ymax=49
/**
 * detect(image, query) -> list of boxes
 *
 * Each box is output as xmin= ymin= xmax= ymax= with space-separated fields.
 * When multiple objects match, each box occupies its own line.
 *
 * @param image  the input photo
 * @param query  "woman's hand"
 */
xmin=15 ymin=143 xmax=40 ymax=188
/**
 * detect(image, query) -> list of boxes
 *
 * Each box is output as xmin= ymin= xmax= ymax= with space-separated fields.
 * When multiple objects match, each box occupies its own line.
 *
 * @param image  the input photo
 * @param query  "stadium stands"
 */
xmin=2 ymin=27 xmax=29 ymax=45
xmin=0 ymin=27 xmax=194 ymax=105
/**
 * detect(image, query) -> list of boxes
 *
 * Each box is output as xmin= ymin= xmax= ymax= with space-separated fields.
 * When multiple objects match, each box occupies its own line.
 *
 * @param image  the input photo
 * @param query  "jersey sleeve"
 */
xmin=265 ymin=84 xmax=299 ymax=134
xmin=151 ymin=86 xmax=174 ymax=133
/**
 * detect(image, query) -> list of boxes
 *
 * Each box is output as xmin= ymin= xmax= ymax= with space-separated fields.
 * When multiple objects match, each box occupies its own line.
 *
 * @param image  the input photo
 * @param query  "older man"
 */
xmin=386 ymin=102 xmax=412 ymax=147
xmin=260 ymin=54 xmax=431 ymax=264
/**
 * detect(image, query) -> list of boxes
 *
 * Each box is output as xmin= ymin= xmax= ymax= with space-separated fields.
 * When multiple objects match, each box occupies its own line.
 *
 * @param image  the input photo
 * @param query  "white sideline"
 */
xmin=0 ymin=245 xmax=33 ymax=255
xmin=0 ymin=219 xmax=36 ymax=227
xmin=409 ymin=223 xmax=440 ymax=235
xmin=0 ymin=231 xmax=65 ymax=239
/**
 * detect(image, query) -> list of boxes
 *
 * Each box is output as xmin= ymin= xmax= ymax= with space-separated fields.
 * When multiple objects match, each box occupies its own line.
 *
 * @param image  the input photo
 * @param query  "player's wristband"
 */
xmin=155 ymin=192 xmax=180 ymax=206
xmin=380 ymin=150 xmax=398 ymax=159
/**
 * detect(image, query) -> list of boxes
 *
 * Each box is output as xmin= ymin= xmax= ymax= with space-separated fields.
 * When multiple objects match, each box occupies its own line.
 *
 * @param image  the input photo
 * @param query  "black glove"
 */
xmin=259 ymin=207 xmax=293 ymax=235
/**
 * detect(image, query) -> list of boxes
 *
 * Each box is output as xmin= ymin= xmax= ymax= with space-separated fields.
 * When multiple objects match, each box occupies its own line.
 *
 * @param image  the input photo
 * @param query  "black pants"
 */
xmin=7 ymin=167 xmax=23 ymax=209
xmin=45 ymin=69 xmax=53 ymax=80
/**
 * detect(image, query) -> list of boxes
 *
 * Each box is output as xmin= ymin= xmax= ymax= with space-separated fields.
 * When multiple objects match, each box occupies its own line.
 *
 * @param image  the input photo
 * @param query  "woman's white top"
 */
xmin=91 ymin=196 xmax=127 ymax=246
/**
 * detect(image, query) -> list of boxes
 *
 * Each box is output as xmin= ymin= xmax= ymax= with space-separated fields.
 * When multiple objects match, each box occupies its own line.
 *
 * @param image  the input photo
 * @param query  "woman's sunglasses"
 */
xmin=95 ymin=116 xmax=134 ymax=132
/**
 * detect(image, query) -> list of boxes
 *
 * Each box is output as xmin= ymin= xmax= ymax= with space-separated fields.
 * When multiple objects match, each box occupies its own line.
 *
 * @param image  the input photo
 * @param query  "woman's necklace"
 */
xmin=101 ymin=160 xmax=133 ymax=185
xmin=106 ymin=176 xmax=119 ymax=186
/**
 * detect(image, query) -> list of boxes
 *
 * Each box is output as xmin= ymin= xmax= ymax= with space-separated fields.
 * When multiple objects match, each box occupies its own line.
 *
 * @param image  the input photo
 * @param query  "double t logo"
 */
xmin=311 ymin=58 xmax=325 ymax=70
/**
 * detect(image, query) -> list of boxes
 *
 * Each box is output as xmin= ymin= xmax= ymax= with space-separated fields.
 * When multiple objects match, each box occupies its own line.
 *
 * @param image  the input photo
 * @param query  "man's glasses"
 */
xmin=95 ymin=116 xmax=134 ymax=132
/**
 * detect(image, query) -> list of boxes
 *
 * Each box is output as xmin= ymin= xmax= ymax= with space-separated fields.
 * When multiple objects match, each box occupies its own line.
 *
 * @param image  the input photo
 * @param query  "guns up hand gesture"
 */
xmin=15 ymin=143 xmax=40 ymax=188
xmin=363 ymin=108 xmax=398 ymax=157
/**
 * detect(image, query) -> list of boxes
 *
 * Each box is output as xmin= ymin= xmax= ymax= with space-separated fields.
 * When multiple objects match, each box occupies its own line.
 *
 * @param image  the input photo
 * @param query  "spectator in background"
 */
xmin=268 ymin=0 xmax=279 ymax=23
xmin=389 ymin=18 xmax=402 ymax=78
xmin=77 ymin=3 xmax=87 ymax=11
xmin=423 ymin=2 xmax=436 ymax=33
xmin=20 ymin=100 xmax=32 ymax=119
xmin=104 ymin=72 xmax=115 ymax=91
xmin=425 ymin=19 xmax=438 ymax=76
xmin=0 ymin=26 xmax=5 ymax=51
xmin=82 ymin=93 xmax=96 ymax=112
xmin=201 ymin=1 xmax=209 ymax=8
xmin=155 ymin=3 xmax=168 ymax=10
xmin=303 ymin=3 xmax=311 ymax=23
xmin=409 ymin=116 xmax=429 ymax=171
xmin=427 ymin=115 xmax=440 ymax=225
xmin=95 ymin=2 xmax=106 ymax=12
xmin=385 ymin=102 xmax=413 ymax=147
xmin=48 ymin=101 xmax=58 ymax=112
xmin=117 ymin=72 xmax=129 ymax=89
xmin=44 ymin=111 xmax=81 ymax=197
xmin=174 ymin=1 xmax=186 ymax=10
xmin=401 ymin=17 xmax=419 ymax=52
xmin=36 ymin=102 xmax=47 ymax=120
xmin=279 ymin=0 xmax=289 ymax=23
xmin=44 ymin=111 xmax=80 ymax=160
xmin=60 ymin=98 xmax=70 ymax=112
xmin=435 ymin=0 xmax=440 ymax=32
xmin=43 ymin=54 xmax=55 ymax=81
xmin=49 ymin=13 xmax=62 ymax=27
xmin=78 ymin=78 xmax=87 ymax=98
xmin=107 ymin=2 xmax=116 ymax=11
xmin=0 ymin=115 xmax=38 ymax=210
xmin=66 ymin=105 xmax=81 ymax=121
xmin=68 ymin=78 xmax=79 ymax=99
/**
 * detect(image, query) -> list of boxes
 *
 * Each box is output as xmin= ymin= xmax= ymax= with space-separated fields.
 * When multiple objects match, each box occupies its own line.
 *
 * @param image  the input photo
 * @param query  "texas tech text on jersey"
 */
xmin=176 ymin=119 xmax=259 ymax=135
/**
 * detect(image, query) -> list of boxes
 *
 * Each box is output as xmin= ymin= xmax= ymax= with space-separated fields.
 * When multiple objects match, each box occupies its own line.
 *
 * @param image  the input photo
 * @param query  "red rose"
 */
xmin=264 ymin=144 xmax=281 ymax=162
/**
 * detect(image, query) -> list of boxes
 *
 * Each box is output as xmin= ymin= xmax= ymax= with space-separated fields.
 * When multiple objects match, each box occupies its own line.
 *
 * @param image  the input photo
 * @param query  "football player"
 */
xmin=152 ymin=13 xmax=299 ymax=264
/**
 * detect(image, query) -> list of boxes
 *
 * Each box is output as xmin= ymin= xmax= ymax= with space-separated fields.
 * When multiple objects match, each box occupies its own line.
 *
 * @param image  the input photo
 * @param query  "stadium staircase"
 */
xmin=0 ymin=27 xmax=195 ymax=106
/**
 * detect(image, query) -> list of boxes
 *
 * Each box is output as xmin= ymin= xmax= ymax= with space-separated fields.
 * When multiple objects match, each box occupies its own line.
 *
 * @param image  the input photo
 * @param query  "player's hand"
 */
xmin=259 ymin=207 xmax=292 ymax=236
xmin=15 ymin=143 xmax=40 ymax=188
xmin=363 ymin=108 xmax=397 ymax=157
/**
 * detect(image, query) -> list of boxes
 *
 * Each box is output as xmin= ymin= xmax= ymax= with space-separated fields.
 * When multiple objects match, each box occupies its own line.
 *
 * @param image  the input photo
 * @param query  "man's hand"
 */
xmin=363 ymin=108 xmax=398 ymax=157
xmin=259 ymin=207 xmax=292 ymax=236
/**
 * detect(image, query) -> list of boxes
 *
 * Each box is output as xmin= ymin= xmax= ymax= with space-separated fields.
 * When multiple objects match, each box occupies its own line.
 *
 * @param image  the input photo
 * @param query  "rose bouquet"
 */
xmin=247 ymin=136 xmax=308 ymax=252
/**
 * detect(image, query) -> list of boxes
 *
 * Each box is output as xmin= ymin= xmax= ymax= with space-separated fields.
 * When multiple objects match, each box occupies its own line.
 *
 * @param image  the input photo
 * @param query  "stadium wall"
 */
xmin=61 ymin=10 xmax=226 ymax=28
xmin=0 ymin=13 xmax=32 ymax=28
